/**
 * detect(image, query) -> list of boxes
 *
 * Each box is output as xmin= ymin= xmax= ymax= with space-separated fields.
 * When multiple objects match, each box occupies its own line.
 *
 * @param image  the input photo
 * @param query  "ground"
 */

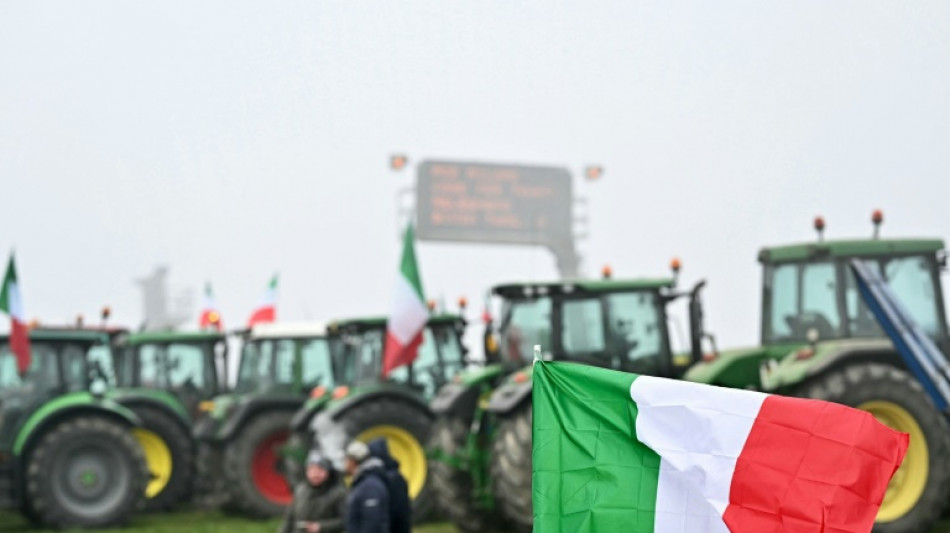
xmin=0 ymin=510 xmax=948 ymax=532
xmin=0 ymin=510 xmax=457 ymax=533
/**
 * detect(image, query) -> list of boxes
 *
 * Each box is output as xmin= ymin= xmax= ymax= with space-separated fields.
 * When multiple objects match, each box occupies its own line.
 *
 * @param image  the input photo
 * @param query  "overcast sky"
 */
xmin=1 ymin=1 xmax=948 ymax=351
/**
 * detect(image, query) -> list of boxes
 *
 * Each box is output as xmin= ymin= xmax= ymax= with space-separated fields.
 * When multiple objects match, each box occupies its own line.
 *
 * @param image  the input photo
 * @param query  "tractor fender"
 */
xmin=289 ymin=397 xmax=331 ymax=432
xmin=430 ymin=383 xmax=480 ymax=417
xmin=109 ymin=392 xmax=191 ymax=431
xmin=485 ymin=381 xmax=532 ymax=415
xmin=765 ymin=339 xmax=900 ymax=391
xmin=217 ymin=394 xmax=304 ymax=441
xmin=14 ymin=393 xmax=141 ymax=456
xmin=327 ymin=386 xmax=433 ymax=422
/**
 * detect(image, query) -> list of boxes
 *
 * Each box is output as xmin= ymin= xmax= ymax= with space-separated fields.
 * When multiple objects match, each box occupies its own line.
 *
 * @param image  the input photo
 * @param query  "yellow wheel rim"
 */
xmin=859 ymin=401 xmax=928 ymax=523
xmin=132 ymin=428 xmax=173 ymax=498
xmin=356 ymin=425 xmax=427 ymax=499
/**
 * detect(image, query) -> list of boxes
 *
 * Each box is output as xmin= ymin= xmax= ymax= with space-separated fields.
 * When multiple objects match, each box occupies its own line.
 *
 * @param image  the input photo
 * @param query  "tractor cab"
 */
xmin=113 ymin=331 xmax=227 ymax=419
xmin=759 ymin=238 xmax=947 ymax=353
xmin=331 ymin=314 xmax=467 ymax=400
xmin=233 ymin=322 xmax=340 ymax=396
xmin=490 ymin=273 xmax=707 ymax=380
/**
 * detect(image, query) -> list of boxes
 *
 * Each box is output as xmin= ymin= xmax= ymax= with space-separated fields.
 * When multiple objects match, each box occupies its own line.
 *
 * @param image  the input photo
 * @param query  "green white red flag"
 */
xmin=0 ymin=253 xmax=31 ymax=374
xmin=198 ymin=282 xmax=222 ymax=331
xmin=247 ymin=274 xmax=278 ymax=327
xmin=383 ymin=223 xmax=428 ymax=377
xmin=533 ymin=360 xmax=908 ymax=533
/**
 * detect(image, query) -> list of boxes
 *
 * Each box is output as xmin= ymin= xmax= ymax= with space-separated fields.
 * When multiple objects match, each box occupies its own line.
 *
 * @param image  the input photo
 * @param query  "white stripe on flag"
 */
xmin=7 ymin=282 xmax=23 ymax=321
xmin=630 ymin=376 xmax=767 ymax=533
xmin=388 ymin=275 xmax=428 ymax=344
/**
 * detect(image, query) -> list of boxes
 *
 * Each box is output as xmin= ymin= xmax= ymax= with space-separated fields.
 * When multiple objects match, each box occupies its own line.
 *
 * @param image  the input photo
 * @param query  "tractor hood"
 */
xmin=759 ymin=338 xmax=895 ymax=393
xmin=683 ymin=343 xmax=803 ymax=389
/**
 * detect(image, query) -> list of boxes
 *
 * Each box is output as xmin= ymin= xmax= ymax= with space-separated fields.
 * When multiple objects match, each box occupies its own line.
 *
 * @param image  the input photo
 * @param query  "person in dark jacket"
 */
xmin=367 ymin=438 xmax=411 ymax=533
xmin=279 ymin=450 xmax=347 ymax=533
xmin=344 ymin=440 xmax=390 ymax=533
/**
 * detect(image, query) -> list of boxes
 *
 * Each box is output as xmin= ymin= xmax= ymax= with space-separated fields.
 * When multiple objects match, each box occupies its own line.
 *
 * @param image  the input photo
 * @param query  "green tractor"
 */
xmin=684 ymin=217 xmax=950 ymax=533
xmin=193 ymin=321 xmax=339 ymax=518
xmin=0 ymin=328 xmax=148 ymax=529
xmin=295 ymin=313 xmax=468 ymax=522
xmin=111 ymin=330 xmax=228 ymax=511
xmin=429 ymin=269 xmax=707 ymax=532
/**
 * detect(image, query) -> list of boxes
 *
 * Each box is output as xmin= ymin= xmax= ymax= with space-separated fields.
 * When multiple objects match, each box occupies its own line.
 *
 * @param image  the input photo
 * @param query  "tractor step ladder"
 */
xmin=850 ymin=259 xmax=950 ymax=412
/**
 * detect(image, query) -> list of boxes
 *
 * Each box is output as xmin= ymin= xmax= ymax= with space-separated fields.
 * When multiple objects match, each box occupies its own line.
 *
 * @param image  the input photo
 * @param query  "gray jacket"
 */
xmin=278 ymin=473 xmax=347 ymax=533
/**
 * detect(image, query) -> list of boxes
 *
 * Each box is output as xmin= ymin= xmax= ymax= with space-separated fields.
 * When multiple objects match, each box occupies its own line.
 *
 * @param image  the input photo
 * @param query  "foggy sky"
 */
xmin=1 ymin=1 xmax=948 ymax=351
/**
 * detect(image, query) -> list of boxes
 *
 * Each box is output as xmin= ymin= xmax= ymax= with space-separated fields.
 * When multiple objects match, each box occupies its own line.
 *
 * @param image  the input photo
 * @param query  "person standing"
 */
xmin=344 ymin=440 xmax=390 ymax=533
xmin=279 ymin=451 xmax=347 ymax=533
xmin=367 ymin=438 xmax=411 ymax=533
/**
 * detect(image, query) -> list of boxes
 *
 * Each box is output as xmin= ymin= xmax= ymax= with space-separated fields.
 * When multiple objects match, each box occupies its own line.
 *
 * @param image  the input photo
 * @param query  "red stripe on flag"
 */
xmin=723 ymin=395 xmax=908 ymax=533
xmin=247 ymin=306 xmax=275 ymax=327
xmin=10 ymin=319 xmax=31 ymax=374
xmin=383 ymin=330 xmax=423 ymax=377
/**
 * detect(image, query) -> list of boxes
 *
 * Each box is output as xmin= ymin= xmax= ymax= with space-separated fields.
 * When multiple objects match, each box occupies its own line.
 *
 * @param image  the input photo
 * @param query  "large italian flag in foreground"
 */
xmin=383 ymin=223 xmax=427 ymax=377
xmin=533 ymin=361 xmax=908 ymax=533
xmin=0 ymin=254 xmax=31 ymax=374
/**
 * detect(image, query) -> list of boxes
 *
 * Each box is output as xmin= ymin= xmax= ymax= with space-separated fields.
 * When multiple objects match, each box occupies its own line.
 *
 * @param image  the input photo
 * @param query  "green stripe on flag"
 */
xmin=533 ymin=361 xmax=660 ymax=532
xmin=399 ymin=223 xmax=425 ymax=301
xmin=0 ymin=254 xmax=16 ymax=313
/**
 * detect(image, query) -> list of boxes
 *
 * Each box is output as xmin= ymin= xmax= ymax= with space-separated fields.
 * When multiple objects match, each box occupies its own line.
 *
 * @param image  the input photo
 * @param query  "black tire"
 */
xmin=798 ymin=363 xmax=950 ymax=533
xmin=26 ymin=415 xmax=148 ymax=529
xmin=193 ymin=443 xmax=228 ymax=509
xmin=429 ymin=415 xmax=506 ymax=532
xmin=222 ymin=410 xmax=295 ymax=518
xmin=128 ymin=405 xmax=195 ymax=511
xmin=491 ymin=401 xmax=532 ymax=533
xmin=336 ymin=396 xmax=435 ymax=523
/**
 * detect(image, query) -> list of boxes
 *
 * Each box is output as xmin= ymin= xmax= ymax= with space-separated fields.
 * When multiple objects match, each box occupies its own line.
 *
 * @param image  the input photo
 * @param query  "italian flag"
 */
xmin=247 ymin=274 xmax=278 ymax=327
xmin=383 ymin=223 xmax=428 ymax=377
xmin=533 ymin=361 xmax=908 ymax=533
xmin=0 ymin=254 xmax=31 ymax=374
xmin=198 ymin=282 xmax=223 ymax=331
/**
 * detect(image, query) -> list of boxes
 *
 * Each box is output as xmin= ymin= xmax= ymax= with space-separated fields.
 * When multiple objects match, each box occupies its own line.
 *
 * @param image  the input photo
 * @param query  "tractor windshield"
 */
xmin=499 ymin=297 xmax=553 ymax=364
xmin=338 ymin=323 xmax=466 ymax=399
xmin=764 ymin=254 xmax=945 ymax=344
xmin=561 ymin=290 xmax=669 ymax=374
xmin=497 ymin=290 xmax=671 ymax=375
xmin=128 ymin=342 xmax=217 ymax=397
xmin=0 ymin=341 xmax=94 ymax=394
xmin=236 ymin=337 xmax=334 ymax=394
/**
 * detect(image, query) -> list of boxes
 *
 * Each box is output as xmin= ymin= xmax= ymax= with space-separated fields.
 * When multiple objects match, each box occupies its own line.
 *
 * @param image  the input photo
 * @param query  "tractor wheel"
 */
xmin=799 ymin=363 xmax=950 ymax=533
xmin=129 ymin=405 xmax=194 ymax=511
xmin=281 ymin=431 xmax=310 ymax=489
xmin=25 ymin=416 xmax=147 ymax=529
xmin=429 ymin=415 xmax=505 ymax=532
xmin=193 ymin=443 xmax=229 ymax=509
xmin=491 ymin=401 xmax=532 ymax=533
xmin=338 ymin=397 xmax=435 ymax=522
xmin=223 ymin=410 xmax=294 ymax=518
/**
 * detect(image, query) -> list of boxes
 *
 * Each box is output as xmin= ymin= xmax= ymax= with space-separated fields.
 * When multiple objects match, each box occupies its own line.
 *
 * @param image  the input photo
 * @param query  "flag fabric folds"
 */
xmin=383 ymin=223 xmax=428 ymax=377
xmin=0 ymin=253 xmax=31 ymax=374
xmin=533 ymin=360 xmax=908 ymax=533
xmin=198 ymin=282 xmax=223 ymax=331
xmin=247 ymin=274 xmax=278 ymax=327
